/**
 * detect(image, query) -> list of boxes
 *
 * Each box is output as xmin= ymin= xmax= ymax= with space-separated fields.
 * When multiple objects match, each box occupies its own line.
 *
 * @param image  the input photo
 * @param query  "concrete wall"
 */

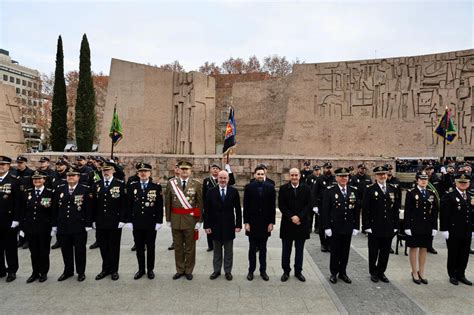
xmin=0 ymin=82 xmax=26 ymax=156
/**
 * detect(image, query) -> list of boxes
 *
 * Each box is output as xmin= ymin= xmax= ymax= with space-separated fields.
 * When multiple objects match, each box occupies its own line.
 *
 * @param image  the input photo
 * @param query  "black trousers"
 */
xmin=330 ymin=233 xmax=352 ymax=276
xmin=248 ymin=237 xmax=268 ymax=273
xmin=281 ymin=238 xmax=306 ymax=274
xmin=0 ymin=227 xmax=19 ymax=274
xmin=368 ymin=234 xmax=392 ymax=276
xmin=97 ymin=228 xmax=122 ymax=273
xmin=133 ymin=229 xmax=156 ymax=272
xmin=26 ymin=229 xmax=51 ymax=276
xmin=58 ymin=232 xmax=87 ymax=275
xmin=446 ymin=237 xmax=471 ymax=278
xmin=207 ymin=234 xmax=214 ymax=250
xmin=318 ymin=215 xmax=329 ymax=247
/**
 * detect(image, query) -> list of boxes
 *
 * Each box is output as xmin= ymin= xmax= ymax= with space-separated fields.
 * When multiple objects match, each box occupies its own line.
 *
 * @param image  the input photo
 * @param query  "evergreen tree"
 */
xmin=50 ymin=35 xmax=68 ymax=151
xmin=75 ymin=34 xmax=96 ymax=151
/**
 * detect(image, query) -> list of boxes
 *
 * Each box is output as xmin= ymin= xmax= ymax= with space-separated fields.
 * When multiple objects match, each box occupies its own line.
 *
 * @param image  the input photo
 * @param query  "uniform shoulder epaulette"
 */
xmin=25 ymin=187 xmax=34 ymax=192
xmin=46 ymin=188 xmax=53 ymax=192
xmin=191 ymin=178 xmax=201 ymax=184
xmin=367 ymin=183 xmax=375 ymax=188
xmin=388 ymin=183 xmax=397 ymax=187
xmin=349 ymin=185 xmax=358 ymax=190
xmin=116 ymin=179 xmax=124 ymax=183
xmin=10 ymin=174 xmax=18 ymax=179
xmin=407 ymin=188 xmax=414 ymax=192
xmin=326 ymin=185 xmax=334 ymax=189
xmin=57 ymin=183 xmax=66 ymax=188
xmin=129 ymin=180 xmax=139 ymax=185
xmin=80 ymin=184 xmax=90 ymax=189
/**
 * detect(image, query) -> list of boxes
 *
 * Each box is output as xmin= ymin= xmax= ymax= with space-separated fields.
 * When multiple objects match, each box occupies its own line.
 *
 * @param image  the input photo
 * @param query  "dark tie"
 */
xmin=69 ymin=187 xmax=74 ymax=195
xmin=182 ymin=180 xmax=186 ymax=190
xmin=422 ymin=189 xmax=426 ymax=198
xmin=141 ymin=183 xmax=147 ymax=191
xmin=294 ymin=188 xmax=297 ymax=197
xmin=382 ymin=185 xmax=386 ymax=194
xmin=221 ymin=188 xmax=225 ymax=202
xmin=105 ymin=180 xmax=109 ymax=188
xmin=36 ymin=190 xmax=40 ymax=197
xmin=462 ymin=192 xmax=467 ymax=200
xmin=342 ymin=187 xmax=347 ymax=198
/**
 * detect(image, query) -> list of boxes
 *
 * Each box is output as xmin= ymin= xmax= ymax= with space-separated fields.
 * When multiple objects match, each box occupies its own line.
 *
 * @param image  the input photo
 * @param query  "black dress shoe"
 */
xmin=210 ymin=272 xmax=221 ymax=280
xmin=95 ymin=271 xmax=109 ymax=280
xmin=225 ymin=273 xmax=233 ymax=281
xmin=295 ymin=273 xmax=306 ymax=282
xmin=6 ymin=273 xmax=16 ymax=282
xmin=51 ymin=241 xmax=60 ymax=249
xmin=329 ymin=274 xmax=337 ymax=284
xmin=427 ymin=247 xmax=438 ymax=254
xmin=168 ymin=243 xmax=175 ymax=250
xmin=39 ymin=274 xmax=47 ymax=283
xmin=378 ymin=273 xmax=390 ymax=283
xmin=412 ymin=273 xmax=421 ymax=285
xmin=89 ymin=242 xmax=99 ymax=249
xmin=172 ymin=273 xmax=184 ymax=280
xmin=111 ymin=272 xmax=119 ymax=281
xmin=457 ymin=277 xmax=473 ymax=286
xmin=389 ymin=248 xmax=395 ymax=254
xmin=338 ymin=274 xmax=352 ymax=283
xmin=17 ymin=240 xmax=24 ymax=248
xmin=281 ymin=273 xmax=289 ymax=282
xmin=26 ymin=274 xmax=38 ymax=283
xmin=370 ymin=274 xmax=379 ymax=282
xmin=206 ymin=248 xmax=213 ymax=252
xmin=22 ymin=242 xmax=29 ymax=249
xmin=321 ymin=245 xmax=329 ymax=253
xmin=470 ymin=249 xmax=474 ymax=254
xmin=449 ymin=277 xmax=459 ymax=285
xmin=247 ymin=272 xmax=254 ymax=281
xmin=57 ymin=273 xmax=73 ymax=281
xmin=417 ymin=272 xmax=428 ymax=285
xmin=131 ymin=244 xmax=136 ymax=251
xmin=134 ymin=271 xmax=145 ymax=280
xmin=185 ymin=273 xmax=193 ymax=280
xmin=260 ymin=272 xmax=269 ymax=281
xmin=77 ymin=274 xmax=86 ymax=282
xmin=147 ymin=271 xmax=155 ymax=280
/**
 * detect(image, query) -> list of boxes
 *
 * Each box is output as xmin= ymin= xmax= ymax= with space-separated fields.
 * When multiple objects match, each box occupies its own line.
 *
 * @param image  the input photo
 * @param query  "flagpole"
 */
xmin=441 ymin=107 xmax=448 ymax=165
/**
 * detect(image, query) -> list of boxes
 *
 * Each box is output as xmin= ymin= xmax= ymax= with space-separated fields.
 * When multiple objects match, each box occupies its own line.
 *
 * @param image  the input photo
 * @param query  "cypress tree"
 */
xmin=50 ymin=35 xmax=68 ymax=151
xmin=75 ymin=34 xmax=96 ymax=152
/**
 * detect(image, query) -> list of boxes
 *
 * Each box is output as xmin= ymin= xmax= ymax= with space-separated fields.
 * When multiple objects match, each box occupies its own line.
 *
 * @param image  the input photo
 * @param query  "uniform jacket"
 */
xmin=440 ymin=189 xmax=473 ymax=238
xmin=243 ymin=181 xmax=276 ymax=238
xmin=165 ymin=177 xmax=203 ymax=230
xmin=22 ymin=187 xmax=54 ymax=233
xmin=312 ymin=174 xmax=336 ymax=208
xmin=362 ymin=183 xmax=401 ymax=237
xmin=404 ymin=187 xmax=439 ymax=235
xmin=278 ymin=183 xmax=311 ymax=240
xmin=92 ymin=178 xmax=127 ymax=229
xmin=52 ymin=183 xmax=93 ymax=234
xmin=203 ymin=185 xmax=242 ymax=242
xmin=321 ymin=185 xmax=361 ymax=235
xmin=349 ymin=173 xmax=372 ymax=197
xmin=128 ymin=181 xmax=163 ymax=230
xmin=0 ymin=172 xmax=21 ymax=229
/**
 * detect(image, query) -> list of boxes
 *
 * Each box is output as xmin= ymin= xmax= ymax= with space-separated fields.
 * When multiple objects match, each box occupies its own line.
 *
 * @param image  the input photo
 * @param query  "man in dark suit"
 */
xmin=52 ymin=167 xmax=93 ymax=282
xmin=279 ymin=168 xmax=312 ymax=282
xmin=0 ymin=156 xmax=21 ymax=282
xmin=250 ymin=163 xmax=275 ymax=186
xmin=205 ymin=170 xmax=242 ymax=281
xmin=321 ymin=167 xmax=361 ymax=284
xmin=440 ymin=173 xmax=473 ymax=286
xmin=362 ymin=166 xmax=401 ymax=283
xmin=244 ymin=166 xmax=276 ymax=281
xmin=92 ymin=161 xmax=127 ymax=281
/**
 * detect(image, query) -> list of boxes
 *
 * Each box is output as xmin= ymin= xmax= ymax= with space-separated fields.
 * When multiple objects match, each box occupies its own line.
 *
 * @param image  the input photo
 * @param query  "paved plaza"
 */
xmin=0 ymin=215 xmax=472 ymax=314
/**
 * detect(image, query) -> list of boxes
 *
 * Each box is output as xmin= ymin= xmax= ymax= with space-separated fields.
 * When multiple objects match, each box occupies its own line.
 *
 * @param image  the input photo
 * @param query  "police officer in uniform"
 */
xmin=362 ymin=166 xmax=401 ymax=283
xmin=37 ymin=157 xmax=55 ymax=177
xmin=307 ymin=165 xmax=321 ymax=234
xmin=312 ymin=162 xmax=337 ymax=252
xmin=92 ymin=161 xmax=127 ymax=281
xmin=440 ymin=173 xmax=474 ymax=286
xmin=128 ymin=163 xmax=163 ymax=280
xmin=15 ymin=155 xmax=33 ymax=249
xmin=300 ymin=161 xmax=313 ymax=186
xmin=0 ymin=156 xmax=21 ymax=282
xmin=425 ymin=165 xmax=440 ymax=254
xmin=50 ymin=158 xmax=69 ymax=250
xmin=22 ymin=171 xmax=54 ymax=283
xmin=52 ymin=167 xmax=93 ymax=282
xmin=202 ymin=163 xmax=221 ymax=252
xmin=349 ymin=163 xmax=372 ymax=196
xmin=321 ymin=167 xmax=361 ymax=284
xmin=165 ymin=161 xmax=203 ymax=280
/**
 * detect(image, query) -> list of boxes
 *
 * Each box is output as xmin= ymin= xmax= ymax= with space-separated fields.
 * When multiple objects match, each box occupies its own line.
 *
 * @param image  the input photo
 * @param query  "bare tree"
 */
xmin=199 ymin=61 xmax=222 ymax=75
xmin=160 ymin=60 xmax=185 ymax=72
xmin=243 ymin=55 xmax=262 ymax=73
xmin=263 ymin=55 xmax=293 ymax=77
xmin=221 ymin=57 xmax=245 ymax=74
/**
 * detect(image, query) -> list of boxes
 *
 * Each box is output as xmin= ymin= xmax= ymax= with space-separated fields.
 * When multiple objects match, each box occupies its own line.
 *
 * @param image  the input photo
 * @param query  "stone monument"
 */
xmin=0 ymin=82 xmax=26 ymax=156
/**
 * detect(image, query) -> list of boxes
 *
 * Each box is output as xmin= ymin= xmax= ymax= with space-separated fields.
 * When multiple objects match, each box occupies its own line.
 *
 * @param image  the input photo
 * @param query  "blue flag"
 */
xmin=223 ymin=108 xmax=236 ymax=154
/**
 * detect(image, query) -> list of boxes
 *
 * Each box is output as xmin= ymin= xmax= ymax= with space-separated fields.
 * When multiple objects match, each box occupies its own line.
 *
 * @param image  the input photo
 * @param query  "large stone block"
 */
xmin=0 ymin=83 xmax=26 ymax=156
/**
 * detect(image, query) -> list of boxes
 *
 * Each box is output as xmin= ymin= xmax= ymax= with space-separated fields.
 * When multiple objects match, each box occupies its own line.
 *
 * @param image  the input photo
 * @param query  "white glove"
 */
xmin=352 ymin=229 xmax=359 ymax=236
xmin=167 ymin=221 xmax=171 ymax=228
xmin=404 ymin=229 xmax=412 ymax=236
xmin=394 ymin=229 xmax=398 ymax=233
xmin=51 ymin=226 xmax=57 ymax=237
xmin=224 ymin=164 xmax=232 ymax=173
xmin=118 ymin=222 xmax=125 ymax=229
xmin=440 ymin=166 xmax=447 ymax=174
xmin=313 ymin=207 xmax=319 ymax=214
xmin=11 ymin=221 xmax=19 ymax=228
xmin=85 ymin=227 xmax=92 ymax=232
xmin=365 ymin=229 xmax=372 ymax=233
xmin=432 ymin=229 xmax=437 ymax=237
xmin=441 ymin=231 xmax=449 ymax=240
xmin=155 ymin=223 xmax=162 ymax=231
xmin=195 ymin=222 xmax=201 ymax=230
xmin=92 ymin=222 xmax=96 ymax=229
xmin=471 ymin=232 xmax=474 ymax=239
xmin=325 ymin=229 xmax=332 ymax=237
xmin=126 ymin=223 xmax=133 ymax=231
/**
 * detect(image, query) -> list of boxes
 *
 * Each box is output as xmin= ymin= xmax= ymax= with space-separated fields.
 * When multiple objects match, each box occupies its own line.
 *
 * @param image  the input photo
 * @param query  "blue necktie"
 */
xmin=142 ymin=183 xmax=147 ymax=190
xmin=422 ymin=189 xmax=426 ymax=198
xmin=342 ymin=187 xmax=347 ymax=198
xmin=221 ymin=188 xmax=225 ymax=202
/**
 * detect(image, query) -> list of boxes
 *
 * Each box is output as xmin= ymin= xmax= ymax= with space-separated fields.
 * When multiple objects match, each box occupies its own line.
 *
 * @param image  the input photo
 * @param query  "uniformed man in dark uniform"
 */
xmin=0 ymin=156 xmax=21 ymax=282
xmin=75 ymin=155 xmax=93 ymax=185
xmin=362 ymin=166 xmax=401 ymax=283
xmin=128 ymin=162 xmax=163 ymax=280
xmin=440 ymin=173 xmax=473 ymax=286
xmin=300 ymin=161 xmax=312 ymax=186
xmin=312 ymin=162 xmax=337 ymax=252
xmin=307 ymin=165 xmax=321 ymax=234
xmin=459 ymin=163 xmax=474 ymax=255
xmin=52 ymin=167 xmax=93 ymax=282
xmin=425 ymin=164 xmax=440 ymax=254
xmin=92 ymin=161 xmax=127 ymax=281
xmin=49 ymin=158 xmax=69 ymax=250
xmin=22 ymin=171 xmax=54 ymax=283
xmin=202 ymin=163 xmax=221 ymax=252
xmin=37 ymin=156 xmax=55 ymax=177
xmin=15 ymin=155 xmax=33 ymax=249
xmin=386 ymin=164 xmax=401 ymax=254
xmin=88 ymin=157 xmax=104 ymax=250
xmin=86 ymin=155 xmax=96 ymax=171
xmin=321 ymin=167 xmax=361 ymax=284
xmin=349 ymin=163 xmax=372 ymax=196
xmin=440 ymin=163 xmax=456 ymax=197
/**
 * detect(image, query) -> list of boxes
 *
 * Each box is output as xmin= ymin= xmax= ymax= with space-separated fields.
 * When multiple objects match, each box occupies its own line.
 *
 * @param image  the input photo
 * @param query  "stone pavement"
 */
xmin=0 ymin=217 xmax=472 ymax=314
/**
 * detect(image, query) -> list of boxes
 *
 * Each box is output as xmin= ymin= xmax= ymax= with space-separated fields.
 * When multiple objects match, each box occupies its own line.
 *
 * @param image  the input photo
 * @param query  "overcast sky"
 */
xmin=0 ymin=0 xmax=472 ymax=75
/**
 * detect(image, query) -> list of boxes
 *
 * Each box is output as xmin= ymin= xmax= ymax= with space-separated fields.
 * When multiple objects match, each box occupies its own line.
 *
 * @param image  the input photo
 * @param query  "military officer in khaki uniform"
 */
xmin=165 ymin=161 xmax=203 ymax=280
